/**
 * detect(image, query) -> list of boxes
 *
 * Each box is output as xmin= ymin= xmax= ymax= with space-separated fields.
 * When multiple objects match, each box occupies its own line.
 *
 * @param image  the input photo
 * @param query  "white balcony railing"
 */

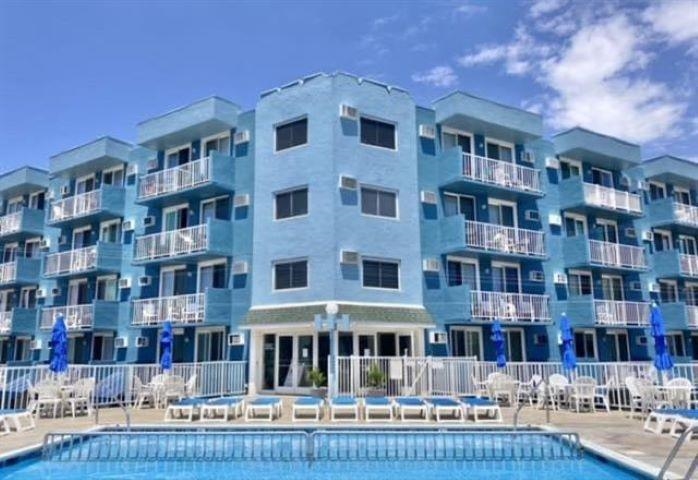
xmin=464 ymin=220 xmax=546 ymax=257
xmin=582 ymin=183 xmax=642 ymax=214
xmin=0 ymin=261 xmax=16 ymax=284
xmin=686 ymin=305 xmax=698 ymax=328
xmin=593 ymin=300 xmax=650 ymax=327
xmin=41 ymin=304 xmax=94 ymax=330
xmin=132 ymin=293 xmax=205 ymax=326
xmin=674 ymin=202 xmax=698 ymax=227
xmin=48 ymin=190 xmax=101 ymax=223
xmin=0 ymin=211 xmax=23 ymax=236
xmin=134 ymin=224 xmax=208 ymax=262
xmin=138 ymin=157 xmax=212 ymax=200
xmin=0 ymin=311 xmax=11 ymax=334
xmin=462 ymin=153 xmax=541 ymax=194
xmin=588 ymin=240 xmax=647 ymax=269
xmin=44 ymin=246 xmax=97 ymax=276
xmin=680 ymin=254 xmax=698 ymax=277
xmin=470 ymin=290 xmax=551 ymax=323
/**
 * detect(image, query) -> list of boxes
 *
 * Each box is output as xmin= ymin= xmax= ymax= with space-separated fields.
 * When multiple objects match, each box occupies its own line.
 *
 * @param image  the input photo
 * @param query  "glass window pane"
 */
xmin=360 ymin=118 xmax=395 ymax=149
xmin=444 ymin=195 xmax=458 ymax=216
xmin=292 ymin=189 xmax=308 ymax=216
xmin=275 ymin=263 xmax=291 ymax=289
xmin=275 ymin=192 xmax=291 ymax=219
xmin=361 ymin=188 xmax=378 ymax=215
xmin=378 ymin=191 xmax=396 ymax=218
xmin=276 ymin=119 xmax=307 ymax=151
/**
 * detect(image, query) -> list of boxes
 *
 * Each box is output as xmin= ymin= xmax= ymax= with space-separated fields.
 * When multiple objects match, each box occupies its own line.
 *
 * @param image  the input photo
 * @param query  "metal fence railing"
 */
xmin=134 ymin=224 xmax=208 ymax=261
xmin=588 ymin=239 xmax=647 ymax=270
xmin=464 ymin=220 xmax=546 ymax=257
xmin=582 ymin=183 xmax=642 ymax=214
xmin=462 ymin=153 xmax=541 ymax=194
xmin=470 ymin=290 xmax=551 ymax=323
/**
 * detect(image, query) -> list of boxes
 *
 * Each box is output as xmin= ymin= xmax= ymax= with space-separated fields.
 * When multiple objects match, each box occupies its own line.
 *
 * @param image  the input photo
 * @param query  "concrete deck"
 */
xmin=1 ymin=400 xmax=696 ymax=478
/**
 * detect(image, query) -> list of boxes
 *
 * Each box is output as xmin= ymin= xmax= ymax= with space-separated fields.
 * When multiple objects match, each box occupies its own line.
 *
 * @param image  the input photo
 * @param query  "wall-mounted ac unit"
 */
xmin=429 ymin=331 xmax=447 ymax=344
xmin=339 ymin=104 xmax=358 ymax=120
xmin=629 ymin=281 xmax=642 ymax=291
xmin=47 ymin=190 xmax=55 ymax=200
xmin=228 ymin=333 xmax=245 ymax=346
xmin=143 ymin=216 xmax=155 ymax=227
xmin=36 ymin=288 xmax=47 ymax=299
xmin=529 ymin=271 xmax=544 ymax=282
xmin=115 ymin=337 xmax=128 ymax=348
xmin=126 ymin=164 xmax=138 ymax=177
xmin=553 ymin=273 xmax=568 ymax=284
xmin=624 ymin=227 xmax=636 ymax=238
xmin=40 ymin=238 xmax=51 ymax=249
xmin=138 ymin=276 xmax=152 ymax=287
xmin=60 ymin=185 xmax=70 ymax=196
xmin=642 ymin=230 xmax=653 ymax=242
xmin=146 ymin=159 xmax=158 ymax=171
xmin=339 ymin=175 xmax=358 ymax=190
xmin=422 ymin=258 xmax=441 ymax=273
xmin=420 ymin=190 xmax=437 ymax=205
xmin=544 ymin=157 xmax=560 ymax=169
xmin=232 ymin=260 xmax=249 ymax=275
xmin=418 ymin=124 xmax=436 ymax=139
xmin=30 ymin=339 xmax=42 ymax=350
xmin=118 ymin=277 xmax=132 ymax=289
xmin=548 ymin=213 xmax=562 ymax=226
xmin=51 ymin=287 xmax=61 ymax=297
xmin=340 ymin=250 xmax=360 ymax=265
xmin=233 ymin=194 xmax=250 ymax=208
xmin=637 ymin=180 xmax=648 ymax=191
xmin=523 ymin=151 xmax=535 ymax=163
xmin=122 ymin=220 xmax=134 ymax=231
xmin=525 ymin=210 xmax=540 ymax=222
xmin=136 ymin=336 xmax=149 ymax=348
xmin=648 ymin=282 xmax=660 ymax=293
xmin=234 ymin=130 xmax=250 ymax=145
xmin=619 ymin=175 xmax=630 ymax=187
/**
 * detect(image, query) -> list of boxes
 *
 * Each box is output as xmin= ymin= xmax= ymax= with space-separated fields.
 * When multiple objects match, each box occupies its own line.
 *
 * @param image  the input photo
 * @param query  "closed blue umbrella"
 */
xmin=160 ymin=321 xmax=173 ymax=372
xmin=560 ymin=313 xmax=577 ymax=373
xmin=491 ymin=319 xmax=506 ymax=368
xmin=49 ymin=314 xmax=69 ymax=374
xmin=650 ymin=303 xmax=673 ymax=374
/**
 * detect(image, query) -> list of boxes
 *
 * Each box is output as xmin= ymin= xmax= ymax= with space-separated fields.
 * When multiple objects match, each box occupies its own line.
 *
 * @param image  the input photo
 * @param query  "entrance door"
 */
xmin=68 ymin=280 xmax=89 ymax=305
xmin=274 ymin=334 xmax=317 ymax=393
xmin=609 ymin=331 xmax=630 ymax=362
xmin=505 ymin=328 xmax=526 ymax=362
xmin=492 ymin=263 xmax=520 ymax=293
xmin=75 ymin=176 xmax=95 ymax=195
xmin=601 ymin=275 xmax=624 ymax=301
xmin=166 ymin=147 xmax=191 ymax=168
xmin=450 ymin=327 xmax=482 ymax=359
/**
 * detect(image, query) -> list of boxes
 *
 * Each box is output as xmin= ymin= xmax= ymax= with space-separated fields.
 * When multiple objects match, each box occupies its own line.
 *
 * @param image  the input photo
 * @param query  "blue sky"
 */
xmin=0 ymin=0 xmax=696 ymax=170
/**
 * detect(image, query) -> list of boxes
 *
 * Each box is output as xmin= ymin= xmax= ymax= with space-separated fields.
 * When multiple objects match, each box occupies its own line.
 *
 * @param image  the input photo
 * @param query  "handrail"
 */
xmin=656 ymin=425 xmax=696 ymax=479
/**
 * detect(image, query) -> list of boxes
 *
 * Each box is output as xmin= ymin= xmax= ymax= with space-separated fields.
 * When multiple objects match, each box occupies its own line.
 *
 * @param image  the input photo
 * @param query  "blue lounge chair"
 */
xmin=459 ymin=396 xmax=503 ymax=423
xmin=292 ymin=397 xmax=324 ymax=422
xmin=201 ymin=396 xmax=245 ymax=421
xmin=426 ymin=397 xmax=464 ymax=423
xmin=164 ymin=397 xmax=206 ymax=422
xmin=364 ymin=396 xmax=393 ymax=422
xmin=394 ymin=397 xmax=429 ymax=421
xmin=330 ymin=396 xmax=359 ymax=421
xmin=245 ymin=397 xmax=283 ymax=422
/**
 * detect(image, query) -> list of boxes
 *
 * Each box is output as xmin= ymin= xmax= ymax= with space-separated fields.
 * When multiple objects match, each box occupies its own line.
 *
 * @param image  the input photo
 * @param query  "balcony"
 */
xmin=559 ymin=177 xmax=642 ymax=218
xmin=594 ymin=300 xmax=650 ymax=327
xmin=552 ymin=127 xmax=641 ymax=170
xmin=135 ymin=154 xmax=234 ymax=206
xmin=470 ymin=290 xmax=551 ymax=323
xmin=657 ymin=303 xmax=698 ymax=330
xmin=647 ymin=198 xmax=698 ymax=231
xmin=40 ymin=301 xmax=119 ymax=331
xmin=0 ymin=208 xmax=45 ymax=241
xmin=563 ymin=236 xmax=647 ymax=272
xmin=0 ymin=308 xmax=38 ymax=336
xmin=652 ymin=250 xmax=698 ymax=279
xmin=47 ymin=186 xmax=125 ymax=227
xmin=0 ymin=311 xmax=9 ymax=335
xmin=0 ymin=258 xmax=41 ymax=286
xmin=442 ymin=217 xmax=546 ymax=259
xmin=50 ymin=137 xmax=131 ymax=178
xmin=133 ymin=220 xmax=233 ymax=265
xmin=131 ymin=289 xmax=232 ymax=326
xmin=43 ymin=242 xmax=122 ymax=278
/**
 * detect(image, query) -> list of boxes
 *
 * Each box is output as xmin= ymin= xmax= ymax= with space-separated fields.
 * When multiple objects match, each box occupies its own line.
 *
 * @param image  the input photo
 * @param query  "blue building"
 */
xmin=1 ymin=72 xmax=695 ymax=394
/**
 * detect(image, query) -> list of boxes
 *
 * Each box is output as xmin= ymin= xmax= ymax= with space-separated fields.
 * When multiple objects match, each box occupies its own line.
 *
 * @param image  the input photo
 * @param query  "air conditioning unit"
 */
xmin=118 ymin=277 xmax=132 ymax=289
xmin=47 ymin=190 xmax=55 ymax=200
xmin=642 ymin=230 xmax=653 ymax=242
xmin=339 ymin=175 xmax=358 ymax=190
xmin=232 ymin=260 xmax=249 ymax=275
xmin=138 ymin=276 xmax=152 ymax=287
xmin=146 ymin=159 xmax=158 ymax=171
xmin=429 ymin=331 xmax=447 ymax=344
xmin=545 ymin=157 xmax=560 ymax=169
xmin=636 ymin=335 xmax=648 ymax=346
xmin=143 ymin=216 xmax=155 ymax=227
xmin=115 ymin=337 xmax=128 ymax=348
xmin=340 ymin=250 xmax=360 ymax=265
xmin=533 ymin=334 xmax=548 ymax=346
xmin=40 ymin=238 xmax=51 ymax=250
xmin=422 ymin=258 xmax=440 ymax=273
xmin=629 ymin=281 xmax=642 ymax=291
xmin=554 ymin=273 xmax=568 ymax=284
xmin=525 ymin=210 xmax=540 ymax=222
xmin=122 ymin=220 xmax=134 ymax=231
xmin=418 ymin=124 xmax=436 ymax=139
xmin=234 ymin=130 xmax=250 ymax=145
xmin=339 ymin=104 xmax=358 ymax=120
xmin=619 ymin=175 xmax=630 ymax=187
xmin=548 ymin=213 xmax=562 ymax=226
xmin=30 ymin=339 xmax=42 ymax=350
xmin=648 ymin=282 xmax=660 ymax=293
xmin=523 ymin=151 xmax=535 ymax=163
xmin=126 ymin=164 xmax=138 ymax=177
xmin=637 ymin=180 xmax=648 ymax=191
xmin=135 ymin=336 xmax=149 ymax=348
xmin=529 ymin=271 xmax=544 ymax=282
xmin=228 ymin=333 xmax=245 ymax=346
xmin=624 ymin=227 xmax=636 ymax=238
xmin=51 ymin=287 xmax=61 ymax=297
xmin=420 ymin=190 xmax=437 ymax=205
xmin=60 ymin=185 xmax=70 ymax=196
xmin=36 ymin=288 xmax=47 ymax=299
xmin=233 ymin=194 xmax=250 ymax=208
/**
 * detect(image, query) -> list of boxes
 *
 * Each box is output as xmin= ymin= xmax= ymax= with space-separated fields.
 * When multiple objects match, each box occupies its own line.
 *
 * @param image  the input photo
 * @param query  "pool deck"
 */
xmin=1 ymin=401 xmax=695 ymax=478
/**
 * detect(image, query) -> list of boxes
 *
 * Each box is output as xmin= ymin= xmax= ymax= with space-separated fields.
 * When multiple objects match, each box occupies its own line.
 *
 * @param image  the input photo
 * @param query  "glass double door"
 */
xmin=263 ymin=333 xmax=316 ymax=393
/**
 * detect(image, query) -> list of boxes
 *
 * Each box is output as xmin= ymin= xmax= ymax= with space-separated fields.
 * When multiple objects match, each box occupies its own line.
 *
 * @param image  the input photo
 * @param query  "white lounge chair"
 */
xmin=364 ymin=397 xmax=393 ymax=422
xmin=426 ymin=397 xmax=464 ymax=423
xmin=201 ymin=396 xmax=245 ymax=421
xmin=394 ymin=397 xmax=429 ymax=421
xmin=329 ymin=396 xmax=360 ymax=421
xmin=292 ymin=397 xmax=324 ymax=422
xmin=459 ymin=396 xmax=503 ymax=423
xmin=245 ymin=397 xmax=282 ymax=421
xmin=0 ymin=409 xmax=36 ymax=432
xmin=164 ymin=397 xmax=206 ymax=422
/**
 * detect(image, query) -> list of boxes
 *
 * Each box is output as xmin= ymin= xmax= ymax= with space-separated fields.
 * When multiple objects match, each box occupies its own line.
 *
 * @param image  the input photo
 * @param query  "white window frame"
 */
xmin=197 ymin=259 xmax=227 ymax=293
xmin=601 ymin=274 xmax=624 ymax=301
xmin=564 ymin=212 xmax=587 ymax=236
xmin=359 ymin=114 xmax=398 ymax=152
xmin=3 ymin=242 xmax=18 ymax=262
xmin=359 ymin=184 xmax=399 ymax=220
xmin=678 ymin=235 xmax=697 ymax=255
xmin=24 ymin=237 xmax=41 ymax=258
xmin=491 ymin=261 xmax=521 ymax=294
xmin=443 ymin=192 xmax=476 ymax=218
xmin=666 ymin=331 xmax=685 ymax=357
xmin=102 ymin=165 xmax=125 ymax=187
xmin=272 ymin=257 xmax=309 ymax=292
xmin=75 ymin=173 xmax=96 ymax=195
xmin=72 ymin=225 xmax=92 ymax=249
xmin=574 ymin=329 xmax=598 ymax=361
xmin=441 ymin=127 xmax=474 ymax=154
xmin=361 ymin=256 xmax=401 ymax=291
xmin=488 ymin=198 xmax=518 ymax=228
xmin=67 ymin=278 xmax=88 ymax=305
xmin=0 ymin=289 xmax=14 ymax=311
xmin=445 ymin=255 xmax=480 ymax=289
xmin=686 ymin=282 xmax=698 ymax=306
xmin=19 ymin=286 xmax=37 ymax=309
xmin=607 ymin=329 xmax=631 ymax=362
xmin=591 ymin=167 xmax=614 ymax=188
xmin=165 ymin=144 xmax=192 ymax=167
xmin=596 ymin=218 xmax=619 ymax=243
xmin=449 ymin=326 xmax=484 ymax=360
xmin=99 ymin=219 xmax=122 ymax=243
xmin=96 ymin=275 xmax=118 ymax=301
xmin=273 ymin=186 xmax=309 ymax=221
xmin=159 ymin=265 xmax=187 ymax=297
xmin=194 ymin=326 xmax=228 ymax=363
xmin=199 ymin=194 xmax=229 ymax=225
xmin=202 ymin=132 xmax=231 ymax=157
xmin=559 ymin=157 xmax=582 ymax=178
xmin=91 ymin=332 xmax=115 ymax=362
xmin=6 ymin=195 xmax=23 ymax=213
xmin=648 ymin=181 xmax=666 ymax=200
xmin=28 ymin=190 xmax=44 ymax=209
xmin=659 ymin=279 xmax=679 ymax=303
xmin=162 ymin=203 xmax=189 ymax=231
xmin=674 ymin=187 xmax=691 ymax=206
xmin=484 ymin=137 xmax=515 ymax=163
xmin=654 ymin=229 xmax=673 ymax=251
xmin=504 ymin=327 xmax=527 ymax=362
xmin=568 ymin=269 xmax=593 ymax=296
xmin=273 ymin=116 xmax=309 ymax=154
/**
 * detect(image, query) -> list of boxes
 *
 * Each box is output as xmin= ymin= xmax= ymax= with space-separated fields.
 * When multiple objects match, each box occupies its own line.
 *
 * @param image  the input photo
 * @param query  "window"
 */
xmin=654 ymin=230 xmax=672 ymax=252
xmin=100 ymin=220 xmax=121 ymax=243
xmin=441 ymin=131 xmax=472 ymax=154
xmin=447 ymin=259 xmax=478 ymax=288
xmin=492 ymin=263 xmax=520 ymax=293
xmin=75 ymin=175 xmax=96 ymax=195
xmin=488 ymin=199 xmax=516 ymax=227
xmin=360 ymin=117 xmax=396 ymax=150
xmin=96 ymin=276 xmax=118 ymax=301
xmin=574 ymin=330 xmax=596 ymax=360
xmin=569 ymin=271 xmax=592 ymax=296
xmin=274 ymin=260 xmax=308 ymax=290
xmin=666 ymin=332 xmax=685 ymax=357
xmin=659 ymin=280 xmax=678 ymax=303
xmin=450 ymin=327 xmax=482 ymax=359
xmin=596 ymin=219 xmax=618 ymax=243
xmin=361 ymin=187 xmax=397 ymax=218
xmin=28 ymin=191 xmax=45 ymax=210
xmin=362 ymin=259 xmax=399 ymax=289
xmin=275 ymin=188 xmax=308 ymax=219
xmin=201 ymin=196 xmax=230 ymax=223
xmin=19 ymin=287 xmax=37 ymax=309
xmin=691 ymin=335 xmax=698 ymax=361
xmin=92 ymin=334 xmax=114 ymax=362
xmin=163 ymin=205 xmax=188 ymax=231
xmin=679 ymin=235 xmax=697 ymax=255
xmin=564 ymin=214 xmax=586 ymax=237
xmin=72 ymin=227 xmax=91 ymax=249
xmin=102 ymin=168 xmax=124 ymax=187
xmin=196 ymin=329 xmax=226 ymax=362
xmin=591 ymin=168 xmax=613 ymax=188
xmin=674 ymin=188 xmax=691 ymax=206
xmin=24 ymin=238 xmax=41 ymax=259
xmin=443 ymin=193 xmax=475 ymax=220
xmin=601 ymin=275 xmax=624 ymax=301
xmin=559 ymin=159 xmax=581 ymax=179
xmin=505 ymin=328 xmax=526 ymax=362
xmin=275 ymin=118 xmax=308 ymax=151
xmin=649 ymin=182 xmax=666 ymax=201
xmin=486 ymin=141 xmax=513 ymax=162
xmin=199 ymin=261 xmax=227 ymax=290
xmin=203 ymin=135 xmax=231 ymax=156
xmin=6 ymin=197 xmax=23 ymax=214
xmin=166 ymin=146 xmax=191 ymax=168
xmin=2 ymin=244 xmax=18 ymax=263
xmin=14 ymin=337 xmax=31 ymax=362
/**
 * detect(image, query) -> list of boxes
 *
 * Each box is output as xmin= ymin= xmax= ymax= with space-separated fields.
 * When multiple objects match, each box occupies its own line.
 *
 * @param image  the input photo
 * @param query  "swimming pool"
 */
xmin=0 ymin=428 xmax=649 ymax=480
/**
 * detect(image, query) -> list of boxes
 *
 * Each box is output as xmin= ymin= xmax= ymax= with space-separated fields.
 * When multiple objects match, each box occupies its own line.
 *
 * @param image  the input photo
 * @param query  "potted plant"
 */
xmin=307 ymin=368 xmax=327 ymax=398
xmin=364 ymin=363 xmax=387 ymax=397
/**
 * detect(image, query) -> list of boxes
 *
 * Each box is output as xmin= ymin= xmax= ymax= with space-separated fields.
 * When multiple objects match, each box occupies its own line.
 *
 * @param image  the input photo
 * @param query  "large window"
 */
xmin=568 ymin=270 xmax=592 ymax=296
xmin=360 ymin=118 xmax=396 ymax=150
xmin=450 ymin=327 xmax=482 ymax=359
xmin=274 ymin=260 xmax=308 ymax=290
xmin=443 ymin=193 xmax=475 ymax=220
xmin=649 ymin=182 xmax=666 ymax=201
xmin=447 ymin=259 xmax=478 ymax=288
xmin=559 ymin=159 xmax=581 ymax=180
xmin=485 ymin=141 xmax=513 ymax=162
xmin=659 ymin=280 xmax=678 ymax=303
xmin=362 ymin=259 xmax=399 ymax=289
xmin=361 ymin=187 xmax=397 ymax=218
xmin=574 ymin=330 xmax=596 ymax=360
xmin=275 ymin=187 xmax=308 ymax=220
xmin=275 ymin=118 xmax=308 ymax=152
xmin=666 ymin=332 xmax=685 ymax=357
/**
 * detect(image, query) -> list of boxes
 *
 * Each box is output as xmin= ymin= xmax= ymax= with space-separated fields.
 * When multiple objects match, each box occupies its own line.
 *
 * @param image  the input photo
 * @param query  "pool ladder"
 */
xmin=656 ymin=426 xmax=697 ymax=480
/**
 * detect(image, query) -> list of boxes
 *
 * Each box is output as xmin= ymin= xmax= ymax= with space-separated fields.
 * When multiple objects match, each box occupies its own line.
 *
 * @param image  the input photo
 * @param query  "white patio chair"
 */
xmin=65 ymin=377 xmax=95 ymax=417
xmin=490 ymin=374 xmax=518 ymax=406
xmin=594 ymin=377 xmax=615 ymax=413
xmin=569 ymin=376 xmax=597 ymax=412
xmin=471 ymin=375 xmax=489 ymax=398
xmin=160 ymin=375 xmax=186 ymax=406
xmin=664 ymin=377 xmax=692 ymax=409
xmin=133 ymin=376 xmax=157 ymax=409
xmin=30 ymin=380 xmax=63 ymax=418
xmin=517 ymin=374 xmax=542 ymax=406
xmin=547 ymin=374 xmax=570 ymax=410
xmin=184 ymin=374 xmax=198 ymax=398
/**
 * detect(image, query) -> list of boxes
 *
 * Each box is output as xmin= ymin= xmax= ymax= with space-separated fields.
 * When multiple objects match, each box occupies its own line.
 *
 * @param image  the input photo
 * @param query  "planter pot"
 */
xmin=364 ymin=387 xmax=386 ymax=397
xmin=310 ymin=387 xmax=327 ymax=398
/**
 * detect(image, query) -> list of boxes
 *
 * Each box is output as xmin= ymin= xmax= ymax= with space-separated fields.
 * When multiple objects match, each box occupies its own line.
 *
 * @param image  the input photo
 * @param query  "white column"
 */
xmin=247 ymin=330 xmax=258 ymax=396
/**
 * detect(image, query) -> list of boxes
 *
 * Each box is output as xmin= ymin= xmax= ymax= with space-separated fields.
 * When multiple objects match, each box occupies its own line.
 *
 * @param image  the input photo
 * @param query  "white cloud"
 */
xmin=529 ymin=0 xmax=567 ymax=18
xmin=412 ymin=66 xmax=458 ymax=87
xmin=458 ymin=27 xmax=550 ymax=75
xmin=454 ymin=2 xmax=488 ymax=17
xmin=643 ymin=1 xmax=698 ymax=46
xmin=457 ymin=45 xmax=506 ymax=67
